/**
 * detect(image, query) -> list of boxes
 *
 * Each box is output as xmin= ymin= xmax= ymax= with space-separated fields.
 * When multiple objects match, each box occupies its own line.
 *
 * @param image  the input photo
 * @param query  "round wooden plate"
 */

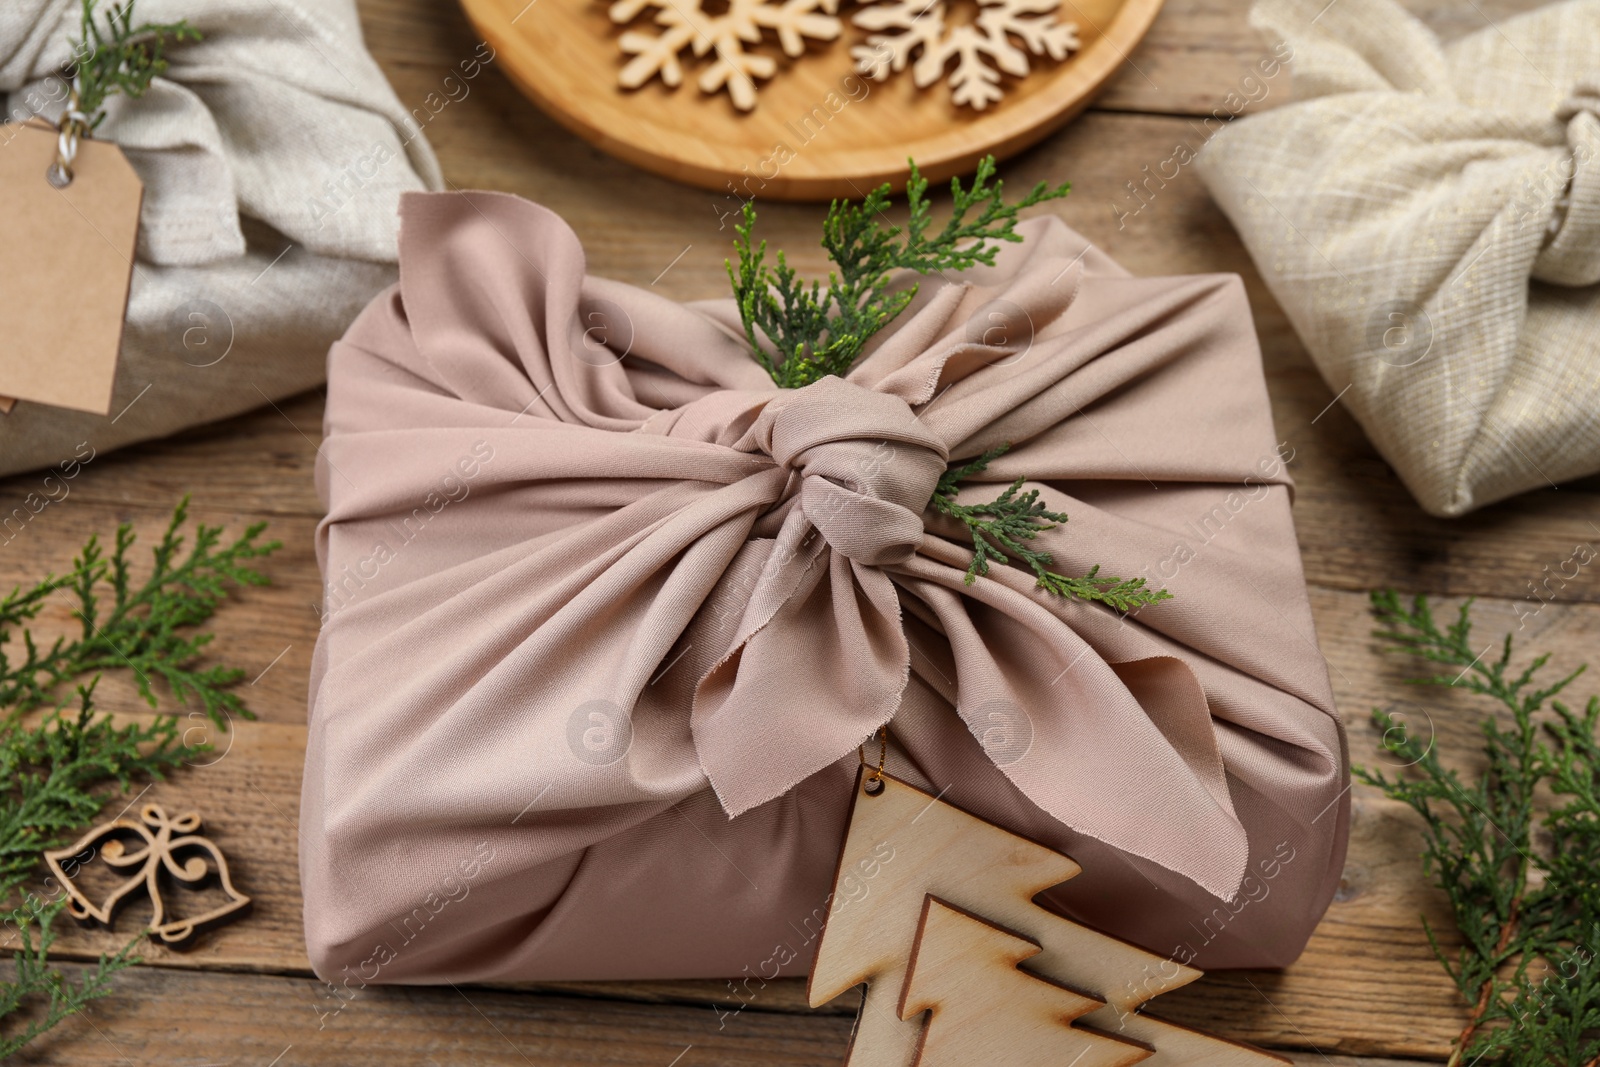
xmin=459 ymin=0 xmax=1164 ymax=200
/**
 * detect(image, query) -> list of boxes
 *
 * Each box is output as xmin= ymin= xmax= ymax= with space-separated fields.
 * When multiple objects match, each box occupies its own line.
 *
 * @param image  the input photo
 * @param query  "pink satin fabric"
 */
xmin=301 ymin=190 xmax=1349 ymax=983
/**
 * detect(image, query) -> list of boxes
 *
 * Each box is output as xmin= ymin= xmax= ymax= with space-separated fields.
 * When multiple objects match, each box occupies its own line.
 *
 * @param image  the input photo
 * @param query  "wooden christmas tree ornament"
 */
xmin=42 ymin=804 xmax=252 ymax=950
xmin=809 ymin=768 xmax=1289 ymax=1066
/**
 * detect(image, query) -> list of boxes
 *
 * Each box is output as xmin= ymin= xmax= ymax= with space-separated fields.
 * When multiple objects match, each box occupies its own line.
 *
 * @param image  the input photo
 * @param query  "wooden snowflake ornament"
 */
xmin=610 ymin=0 xmax=843 ymax=111
xmin=851 ymin=0 xmax=1079 ymax=109
xmin=810 ymin=770 xmax=1289 ymax=1066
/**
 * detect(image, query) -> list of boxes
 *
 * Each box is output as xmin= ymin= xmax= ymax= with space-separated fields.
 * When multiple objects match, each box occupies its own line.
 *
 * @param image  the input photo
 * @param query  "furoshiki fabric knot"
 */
xmin=1540 ymin=80 xmax=1600 ymax=286
xmin=740 ymin=375 xmax=948 ymax=566
xmin=1557 ymin=81 xmax=1600 ymax=125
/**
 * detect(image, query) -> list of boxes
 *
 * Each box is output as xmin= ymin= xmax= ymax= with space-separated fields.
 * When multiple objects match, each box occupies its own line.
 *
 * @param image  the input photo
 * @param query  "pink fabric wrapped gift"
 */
xmin=302 ymin=190 xmax=1349 ymax=984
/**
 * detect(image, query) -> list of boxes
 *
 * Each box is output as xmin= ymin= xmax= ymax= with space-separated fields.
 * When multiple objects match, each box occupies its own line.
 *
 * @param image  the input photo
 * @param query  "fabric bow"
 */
xmin=1197 ymin=0 xmax=1600 ymax=517
xmin=310 ymin=191 xmax=1345 ymax=904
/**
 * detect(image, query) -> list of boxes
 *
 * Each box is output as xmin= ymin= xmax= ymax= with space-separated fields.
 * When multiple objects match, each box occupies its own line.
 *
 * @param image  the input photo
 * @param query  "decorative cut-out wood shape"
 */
xmin=902 ymin=896 xmax=1150 ymax=1066
xmin=609 ymin=0 xmax=843 ymax=111
xmin=851 ymin=0 xmax=1080 ymax=110
xmin=808 ymin=771 xmax=1290 ymax=1066
xmin=42 ymin=804 xmax=252 ymax=950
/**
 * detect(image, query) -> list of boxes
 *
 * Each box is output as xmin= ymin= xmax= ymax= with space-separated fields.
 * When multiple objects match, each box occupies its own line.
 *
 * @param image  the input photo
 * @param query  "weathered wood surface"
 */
xmin=5 ymin=963 xmax=1432 ymax=1067
xmin=3 ymin=0 xmax=1578 ymax=1060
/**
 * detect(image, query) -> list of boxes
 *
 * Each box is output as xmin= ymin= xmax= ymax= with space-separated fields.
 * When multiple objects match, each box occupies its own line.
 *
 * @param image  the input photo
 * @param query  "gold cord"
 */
xmin=858 ymin=726 xmax=889 ymax=795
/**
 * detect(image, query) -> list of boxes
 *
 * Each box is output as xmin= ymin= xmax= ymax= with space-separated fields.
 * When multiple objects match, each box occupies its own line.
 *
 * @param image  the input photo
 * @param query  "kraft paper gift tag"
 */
xmin=0 ymin=119 xmax=142 ymax=416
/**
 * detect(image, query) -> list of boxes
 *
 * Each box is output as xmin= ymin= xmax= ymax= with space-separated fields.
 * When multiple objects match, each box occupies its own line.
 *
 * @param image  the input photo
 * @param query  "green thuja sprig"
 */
xmin=0 ymin=496 xmax=278 ymax=727
xmin=727 ymin=155 xmax=1070 ymax=389
xmin=0 ymin=678 xmax=200 ymax=893
xmin=0 ymin=679 xmax=196 ymax=1059
xmin=0 ymin=895 xmax=144 ymax=1059
xmin=1356 ymin=590 xmax=1600 ymax=1067
xmin=69 ymin=0 xmax=201 ymax=131
xmin=931 ymin=445 xmax=1171 ymax=612
xmin=727 ymin=159 xmax=1155 ymax=607
xmin=0 ymin=500 xmax=275 ymax=1057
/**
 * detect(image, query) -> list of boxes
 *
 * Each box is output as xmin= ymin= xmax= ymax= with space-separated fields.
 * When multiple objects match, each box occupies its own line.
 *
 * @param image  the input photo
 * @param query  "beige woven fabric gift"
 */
xmin=0 ymin=0 xmax=444 ymax=477
xmin=1196 ymin=0 xmax=1600 ymax=517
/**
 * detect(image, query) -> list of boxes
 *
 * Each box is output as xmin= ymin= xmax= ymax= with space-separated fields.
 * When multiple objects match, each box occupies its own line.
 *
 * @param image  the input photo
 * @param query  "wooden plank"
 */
xmin=4 ymin=964 xmax=1437 ymax=1067
xmin=22 ymin=581 xmax=1599 ymax=1057
xmin=7 ymin=965 xmax=852 ymax=1067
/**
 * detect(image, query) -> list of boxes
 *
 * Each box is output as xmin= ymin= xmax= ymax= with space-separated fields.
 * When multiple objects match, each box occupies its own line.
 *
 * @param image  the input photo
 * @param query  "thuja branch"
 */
xmin=70 ymin=0 xmax=200 ymax=131
xmin=0 ymin=894 xmax=143 ymax=1059
xmin=0 ymin=496 xmax=279 ymax=727
xmin=727 ymin=161 xmax=1150 ymax=609
xmin=0 ymin=680 xmax=193 ymax=1059
xmin=0 ymin=501 xmax=272 ymax=1057
xmin=930 ymin=445 xmax=1171 ymax=612
xmin=727 ymin=155 xmax=1070 ymax=389
xmin=1355 ymin=591 xmax=1600 ymax=1067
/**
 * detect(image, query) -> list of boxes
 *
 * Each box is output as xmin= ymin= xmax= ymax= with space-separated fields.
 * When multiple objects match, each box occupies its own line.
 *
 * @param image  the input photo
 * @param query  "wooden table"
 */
xmin=8 ymin=0 xmax=1595 ymax=1061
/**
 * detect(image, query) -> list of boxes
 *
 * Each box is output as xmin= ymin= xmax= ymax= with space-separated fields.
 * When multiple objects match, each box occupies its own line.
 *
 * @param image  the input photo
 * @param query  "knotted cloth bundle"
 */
xmin=0 ymin=0 xmax=442 ymax=475
xmin=1197 ymin=0 xmax=1600 ymax=517
xmin=302 ymin=191 xmax=1348 ymax=983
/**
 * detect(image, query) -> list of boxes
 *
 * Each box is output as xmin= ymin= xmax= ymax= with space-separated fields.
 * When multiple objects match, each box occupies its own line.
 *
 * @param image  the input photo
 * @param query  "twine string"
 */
xmin=47 ymin=74 xmax=90 ymax=189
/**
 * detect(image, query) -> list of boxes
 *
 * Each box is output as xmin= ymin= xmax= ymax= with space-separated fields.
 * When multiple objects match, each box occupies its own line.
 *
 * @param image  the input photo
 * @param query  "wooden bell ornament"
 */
xmin=42 ymin=804 xmax=252 ymax=950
